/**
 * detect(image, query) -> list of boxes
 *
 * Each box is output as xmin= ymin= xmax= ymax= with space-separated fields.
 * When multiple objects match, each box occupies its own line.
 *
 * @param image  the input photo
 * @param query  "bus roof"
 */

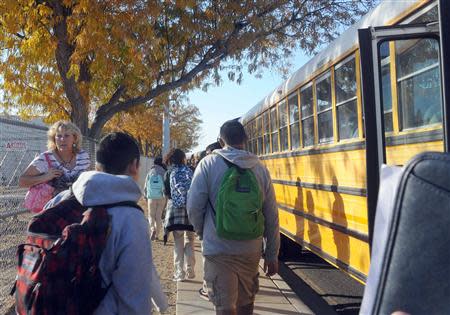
xmin=241 ymin=0 xmax=425 ymax=124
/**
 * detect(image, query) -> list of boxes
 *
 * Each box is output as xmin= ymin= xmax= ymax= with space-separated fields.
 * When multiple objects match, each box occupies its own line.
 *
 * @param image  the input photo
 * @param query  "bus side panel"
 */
xmin=279 ymin=209 xmax=370 ymax=281
xmin=386 ymin=140 xmax=443 ymax=165
xmin=262 ymin=148 xmax=369 ymax=280
xmin=263 ymin=147 xmax=366 ymax=188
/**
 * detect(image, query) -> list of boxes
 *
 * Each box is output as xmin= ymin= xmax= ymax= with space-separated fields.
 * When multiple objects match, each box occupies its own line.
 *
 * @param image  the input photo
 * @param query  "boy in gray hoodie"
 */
xmin=187 ymin=120 xmax=280 ymax=315
xmin=45 ymin=132 xmax=167 ymax=314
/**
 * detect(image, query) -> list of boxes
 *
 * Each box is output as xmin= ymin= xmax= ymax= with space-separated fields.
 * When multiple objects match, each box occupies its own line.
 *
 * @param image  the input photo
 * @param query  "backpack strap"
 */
xmin=44 ymin=152 xmax=52 ymax=168
xmin=100 ymin=201 xmax=143 ymax=212
xmin=207 ymin=155 xmax=241 ymax=216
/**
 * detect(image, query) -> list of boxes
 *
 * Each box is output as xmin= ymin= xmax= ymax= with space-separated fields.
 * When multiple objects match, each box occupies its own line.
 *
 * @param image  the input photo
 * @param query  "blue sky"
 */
xmin=188 ymin=50 xmax=309 ymax=153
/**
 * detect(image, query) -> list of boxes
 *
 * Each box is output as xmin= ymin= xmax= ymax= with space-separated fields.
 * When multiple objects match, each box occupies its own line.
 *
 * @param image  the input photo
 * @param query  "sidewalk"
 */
xmin=176 ymin=243 xmax=314 ymax=314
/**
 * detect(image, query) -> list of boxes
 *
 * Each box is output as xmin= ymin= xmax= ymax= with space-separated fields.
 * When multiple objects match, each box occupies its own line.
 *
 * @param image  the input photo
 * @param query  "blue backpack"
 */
xmin=146 ymin=173 xmax=164 ymax=199
xmin=169 ymin=165 xmax=192 ymax=208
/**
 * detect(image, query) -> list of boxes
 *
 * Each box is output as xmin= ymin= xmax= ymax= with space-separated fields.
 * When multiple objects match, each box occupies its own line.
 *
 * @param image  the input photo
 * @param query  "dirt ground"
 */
xmin=3 ymin=200 xmax=177 ymax=315
xmin=141 ymin=199 xmax=177 ymax=315
xmin=152 ymin=237 xmax=177 ymax=315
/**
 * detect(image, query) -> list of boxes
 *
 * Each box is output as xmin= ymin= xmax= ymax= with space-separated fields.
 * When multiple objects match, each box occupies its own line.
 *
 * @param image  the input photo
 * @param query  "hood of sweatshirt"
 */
xmin=72 ymin=171 xmax=141 ymax=206
xmin=149 ymin=164 xmax=166 ymax=177
xmin=215 ymin=146 xmax=259 ymax=169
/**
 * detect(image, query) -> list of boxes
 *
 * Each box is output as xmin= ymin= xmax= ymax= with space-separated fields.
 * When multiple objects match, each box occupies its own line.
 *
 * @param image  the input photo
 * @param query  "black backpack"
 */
xmin=11 ymin=195 xmax=142 ymax=315
xmin=361 ymin=152 xmax=450 ymax=314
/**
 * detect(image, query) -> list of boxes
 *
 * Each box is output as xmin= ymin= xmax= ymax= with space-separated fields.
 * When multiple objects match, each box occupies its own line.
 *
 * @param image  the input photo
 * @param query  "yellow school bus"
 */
xmin=240 ymin=0 xmax=450 ymax=283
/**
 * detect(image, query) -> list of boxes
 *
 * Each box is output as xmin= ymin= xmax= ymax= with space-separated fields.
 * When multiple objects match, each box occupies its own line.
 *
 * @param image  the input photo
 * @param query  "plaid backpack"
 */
xmin=10 ymin=194 xmax=142 ymax=315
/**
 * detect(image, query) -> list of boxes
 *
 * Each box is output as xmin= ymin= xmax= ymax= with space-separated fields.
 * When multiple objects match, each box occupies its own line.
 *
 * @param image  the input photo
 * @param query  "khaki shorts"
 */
xmin=204 ymin=253 xmax=260 ymax=311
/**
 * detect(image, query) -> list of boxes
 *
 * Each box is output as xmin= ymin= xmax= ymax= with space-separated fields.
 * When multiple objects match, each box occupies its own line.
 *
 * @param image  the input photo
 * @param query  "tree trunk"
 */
xmin=71 ymin=105 xmax=89 ymax=136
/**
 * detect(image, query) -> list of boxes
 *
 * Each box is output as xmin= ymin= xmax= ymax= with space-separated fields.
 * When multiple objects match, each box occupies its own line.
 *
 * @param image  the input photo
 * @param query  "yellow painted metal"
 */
xmin=274 ymin=183 xmax=368 ymax=234
xmin=390 ymin=42 xmax=400 ymax=134
xmin=386 ymin=140 xmax=443 ymax=166
xmin=279 ymin=208 xmax=371 ymax=277
xmin=262 ymin=148 xmax=367 ymax=188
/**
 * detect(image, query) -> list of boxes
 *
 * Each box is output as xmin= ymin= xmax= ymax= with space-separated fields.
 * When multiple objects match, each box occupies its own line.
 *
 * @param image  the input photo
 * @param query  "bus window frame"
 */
xmin=300 ymin=82 xmax=315 ymax=147
xmin=278 ymin=99 xmax=289 ymax=152
xmin=315 ymin=71 xmax=334 ymax=144
xmin=262 ymin=110 xmax=271 ymax=155
xmin=270 ymin=106 xmax=279 ymax=153
xmin=334 ymin=54 xmax=360 ymax=141
xmin=288 ymin=90 xmax=300 ymax=150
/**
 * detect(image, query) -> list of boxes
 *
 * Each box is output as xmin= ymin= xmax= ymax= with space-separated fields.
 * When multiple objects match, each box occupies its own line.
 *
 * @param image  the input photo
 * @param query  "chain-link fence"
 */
xmin=0 ymin=117 xmax=97 ymax=313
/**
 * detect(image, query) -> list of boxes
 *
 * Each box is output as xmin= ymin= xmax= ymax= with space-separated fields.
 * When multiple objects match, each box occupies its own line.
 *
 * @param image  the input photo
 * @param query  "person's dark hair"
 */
xmin=205 ymin=141 xmax=222 ymax=155
xmin=153 ymin=156 xmax=166 ymax=170
xmin=164 ymin=148 xmax=186 ymax=166
xmin=96 ymin=132 xmax=140 ymax=175
xmin=219 ymin=120 xmax=247 ymax=146
xmin=154 ymin=157 xmax=163 ymax=167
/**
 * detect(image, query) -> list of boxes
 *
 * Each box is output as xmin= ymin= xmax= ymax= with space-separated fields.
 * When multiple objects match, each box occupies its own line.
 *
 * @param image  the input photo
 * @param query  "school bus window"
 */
xmin=252 ymin=119 xmax=258 ymax=154
xmin=278 ymin=100 xmax=289 ymax=151
xmin=247 ymin=122 xmax=253 ymax=152
xmin=316 ymin=72 xmax=333 ymax=144
xmin=379 ymin=42 xmax=394 ymax=132
xmin=410 ymin=5 xmax=438 ymax=24
xmin=301 ymin=85 xmax=314 ymax=147
xmin=395 ymin=38 xmax=442 ymax=130
xmin=270 ymin=107 xmax=279 ymax=152
xmin=335 ymin=56 xmax=359 ymax=139
xmin=257 ymin=116 xmax=263 ymax=155
xmin=263 ymin=111 xmax=270 ymax=154
xmin=288 ymin=92 xmax=300 ymax=149
xmin=243 ymin=125 xmax=246 ymax=150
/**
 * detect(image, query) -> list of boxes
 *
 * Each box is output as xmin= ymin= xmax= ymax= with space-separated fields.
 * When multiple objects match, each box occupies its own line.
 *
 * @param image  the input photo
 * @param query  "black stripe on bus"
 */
xmin=272 ymin=179 xmax=366 ymax=197
xmin=259 ymin=129 xmax=442 ymax=161
xmin=385 ymin=129 xmax=443 ymax=146
xmin=259 ymin=141 xmax=365 ymax=160
xmin=280 ymin=227 xmax=367 ymax=283
xmin=278 ymin=203 xmax=369 ymax=243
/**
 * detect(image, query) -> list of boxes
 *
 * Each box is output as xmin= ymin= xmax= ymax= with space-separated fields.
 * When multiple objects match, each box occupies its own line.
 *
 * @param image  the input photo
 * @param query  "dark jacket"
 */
xmin=163 ymin=168 xmax=172 ymax=199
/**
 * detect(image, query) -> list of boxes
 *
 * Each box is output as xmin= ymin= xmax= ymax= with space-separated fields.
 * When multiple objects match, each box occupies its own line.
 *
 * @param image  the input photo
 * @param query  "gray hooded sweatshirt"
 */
xmin=67 ymin=171 xmax=166 ymax=315
xmin=187 ymin=146 xmax=280 ymax=262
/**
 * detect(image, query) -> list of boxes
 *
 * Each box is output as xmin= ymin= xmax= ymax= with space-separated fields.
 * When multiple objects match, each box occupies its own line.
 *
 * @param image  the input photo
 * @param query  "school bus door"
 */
xmin=358 ymin=0 xmax=450 ymax=251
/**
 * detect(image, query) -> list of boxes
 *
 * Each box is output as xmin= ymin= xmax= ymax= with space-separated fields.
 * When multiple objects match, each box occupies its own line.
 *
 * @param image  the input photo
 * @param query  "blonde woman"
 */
xmin=19 ymin=120 xmax=91 ymax=196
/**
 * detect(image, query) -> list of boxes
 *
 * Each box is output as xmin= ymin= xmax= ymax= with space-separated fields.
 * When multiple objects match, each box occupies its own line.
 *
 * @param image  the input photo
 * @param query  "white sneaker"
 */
xmin=186 ymin=269 xmax=196 ymax=279
xmin=173 ymin=273 xmax=185 ymax=282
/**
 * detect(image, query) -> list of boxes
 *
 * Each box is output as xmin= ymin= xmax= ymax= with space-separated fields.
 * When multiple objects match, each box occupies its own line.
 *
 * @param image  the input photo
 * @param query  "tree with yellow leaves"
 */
xmin=0 ymin=0 xmax=374 ymax=138
xmin=106 ymin=96 xmax=202 ymax=156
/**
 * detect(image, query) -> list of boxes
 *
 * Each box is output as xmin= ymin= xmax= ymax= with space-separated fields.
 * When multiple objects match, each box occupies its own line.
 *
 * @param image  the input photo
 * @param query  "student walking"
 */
xmin=29 ymin=132 xmax=167 ymax=314
xmin=144 ymin=157 xmax=166 ymax=240
xmin=163 ymin=148 xmax=196 ymax=282
xmin=187 ymin=120 xmax=280 ymax=315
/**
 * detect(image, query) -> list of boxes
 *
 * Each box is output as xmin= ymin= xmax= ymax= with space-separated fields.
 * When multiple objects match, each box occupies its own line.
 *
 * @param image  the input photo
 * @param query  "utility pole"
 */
xmin=162 ymin=103 xmax=170 ymax=157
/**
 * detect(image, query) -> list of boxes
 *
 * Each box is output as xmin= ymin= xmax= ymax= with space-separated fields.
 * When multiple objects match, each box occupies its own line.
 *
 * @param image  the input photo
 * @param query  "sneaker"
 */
xmin=151 ymin=231 xmax=156 ymax=241
xmin=173 ymin=273 xmax=185 ymax=282
xmin=172 ymin=276 xmax=185 ymax=282
xmin=198 ymin=288 xmax=209 ymax=301
xmin=186 ymin=269 xmax=195 ymax=279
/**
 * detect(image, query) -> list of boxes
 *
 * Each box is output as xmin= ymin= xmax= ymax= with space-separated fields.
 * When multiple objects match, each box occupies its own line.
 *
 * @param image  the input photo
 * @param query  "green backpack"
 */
xmin=213 ymin=157 xmax=264 ymax=240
